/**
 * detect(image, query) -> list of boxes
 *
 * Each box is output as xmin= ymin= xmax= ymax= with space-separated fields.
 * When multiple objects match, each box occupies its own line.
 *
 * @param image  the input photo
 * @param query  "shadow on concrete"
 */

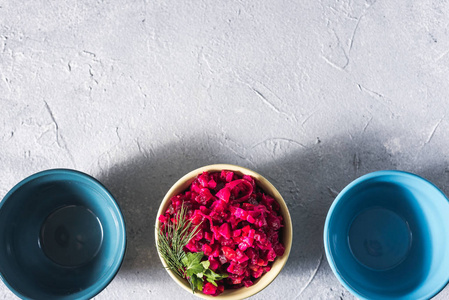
xmin=98 ymin=131 xmax=449 ymax=292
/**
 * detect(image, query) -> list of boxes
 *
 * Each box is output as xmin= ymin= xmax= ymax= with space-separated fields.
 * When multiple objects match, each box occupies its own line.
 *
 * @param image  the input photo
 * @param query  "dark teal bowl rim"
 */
xmin=323 ymin=170 xmax=449 ymax=300
xmin=0 ymin=168 xmax=127 ymax=300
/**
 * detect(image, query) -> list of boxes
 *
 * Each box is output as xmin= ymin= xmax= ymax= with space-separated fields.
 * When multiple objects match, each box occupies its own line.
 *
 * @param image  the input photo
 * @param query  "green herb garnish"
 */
xmin=182 ymin=252 xmax=228 ymax=292
xmin=157 ymin=204 xmax=227 ymax=293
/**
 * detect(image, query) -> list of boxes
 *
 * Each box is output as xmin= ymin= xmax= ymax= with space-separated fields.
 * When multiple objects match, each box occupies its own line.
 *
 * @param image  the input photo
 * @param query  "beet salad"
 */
xmin=158 ymin=170 xmax=285 ymax=296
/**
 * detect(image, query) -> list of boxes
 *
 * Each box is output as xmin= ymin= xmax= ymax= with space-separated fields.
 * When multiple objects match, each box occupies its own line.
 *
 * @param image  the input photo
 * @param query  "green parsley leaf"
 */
xmin=204 ymin=269 xmax=228 ymax=286
xmin=182 ymin=252 xmax=204 ymax=268
xmin=200 ymin=260 xmax=210 ymax=270
xmin=183 ymin=252 xmax=205 ymax=278
xmin=181 ymin=250 xmax=228 ymax=293
xmin=186 ymin=264 xmax=203 ymax=278
xmin=190 ymin=274 xmax=204 ymax=291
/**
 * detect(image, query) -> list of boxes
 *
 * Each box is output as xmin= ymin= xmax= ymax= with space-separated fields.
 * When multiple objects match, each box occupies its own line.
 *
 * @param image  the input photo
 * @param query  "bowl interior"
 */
xmin=0 ymin=170 xmax=126 ymax=300
xmin=325 ymin=171 xmax=449 ymax=299
xmin=155 ymin=164 xmax=292 ymax=300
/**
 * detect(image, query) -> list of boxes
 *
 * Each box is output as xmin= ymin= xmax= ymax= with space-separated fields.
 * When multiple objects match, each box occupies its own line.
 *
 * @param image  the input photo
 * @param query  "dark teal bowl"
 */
xmin=324 ymin=171 xmax=449 ymax=299
xmin=0 ymin=169 xmax=126 ymax=300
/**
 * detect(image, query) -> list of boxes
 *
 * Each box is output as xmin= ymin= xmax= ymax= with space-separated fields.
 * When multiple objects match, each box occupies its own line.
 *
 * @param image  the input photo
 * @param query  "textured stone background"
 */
xmin=1 ymin=0 xmax=449 ymax=299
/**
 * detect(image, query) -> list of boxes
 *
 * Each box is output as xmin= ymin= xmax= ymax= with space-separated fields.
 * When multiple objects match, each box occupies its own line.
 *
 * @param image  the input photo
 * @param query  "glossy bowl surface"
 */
xmin=324 ymin=170 xmax=449 ymax=300
xmin=0 ymin=169 xmax=126 ymax=300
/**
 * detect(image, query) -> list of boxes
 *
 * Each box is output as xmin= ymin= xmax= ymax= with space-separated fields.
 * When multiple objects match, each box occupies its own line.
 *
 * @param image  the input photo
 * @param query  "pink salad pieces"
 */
xmin=158 ymin=170 xmax=285 ymax=296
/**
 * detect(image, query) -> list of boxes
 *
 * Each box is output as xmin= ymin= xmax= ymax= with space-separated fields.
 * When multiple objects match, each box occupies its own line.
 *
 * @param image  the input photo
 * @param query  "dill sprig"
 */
xmin=157 ymin=203 xmax=202 ymax=289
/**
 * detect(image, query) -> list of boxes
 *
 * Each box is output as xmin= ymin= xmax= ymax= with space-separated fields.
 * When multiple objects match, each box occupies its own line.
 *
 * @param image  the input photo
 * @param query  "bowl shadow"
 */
xmin=97 ymin=132 xmax=449 ymax=298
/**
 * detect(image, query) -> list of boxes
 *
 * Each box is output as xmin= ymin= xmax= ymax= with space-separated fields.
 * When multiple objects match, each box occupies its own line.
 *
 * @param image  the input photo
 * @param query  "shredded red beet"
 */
xmin=159 ymin=170 xmax=285 ymax=296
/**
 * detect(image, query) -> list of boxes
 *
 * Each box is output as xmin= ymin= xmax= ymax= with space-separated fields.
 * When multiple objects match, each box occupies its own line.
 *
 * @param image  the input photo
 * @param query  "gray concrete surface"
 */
xmin=1 ymin=0 xmax=449 ymax=299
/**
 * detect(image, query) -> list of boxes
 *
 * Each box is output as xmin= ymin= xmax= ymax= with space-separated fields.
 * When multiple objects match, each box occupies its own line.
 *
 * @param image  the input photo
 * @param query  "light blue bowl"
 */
xmin=324 ymin=170 xmax=449 ymax=300
xmin=0 ymin=169 xmax=126 ymax=300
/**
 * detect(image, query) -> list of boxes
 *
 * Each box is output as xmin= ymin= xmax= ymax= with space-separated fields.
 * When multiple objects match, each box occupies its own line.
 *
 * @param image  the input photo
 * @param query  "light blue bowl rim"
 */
xmin=323 ymin=170 xmax=449 ymax=300
xmin=0 ymin=168 xmax=127 ymax=300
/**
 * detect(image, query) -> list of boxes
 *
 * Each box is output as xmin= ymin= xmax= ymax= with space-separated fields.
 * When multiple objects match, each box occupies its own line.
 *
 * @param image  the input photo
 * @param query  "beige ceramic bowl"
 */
xmin=155 ymin=164 xmax=293 ymax=300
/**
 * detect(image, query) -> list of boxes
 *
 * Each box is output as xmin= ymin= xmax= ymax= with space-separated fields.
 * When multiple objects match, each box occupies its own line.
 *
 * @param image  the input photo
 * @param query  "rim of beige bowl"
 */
xmin=155 ymin=164 xmax=293 ymax=300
